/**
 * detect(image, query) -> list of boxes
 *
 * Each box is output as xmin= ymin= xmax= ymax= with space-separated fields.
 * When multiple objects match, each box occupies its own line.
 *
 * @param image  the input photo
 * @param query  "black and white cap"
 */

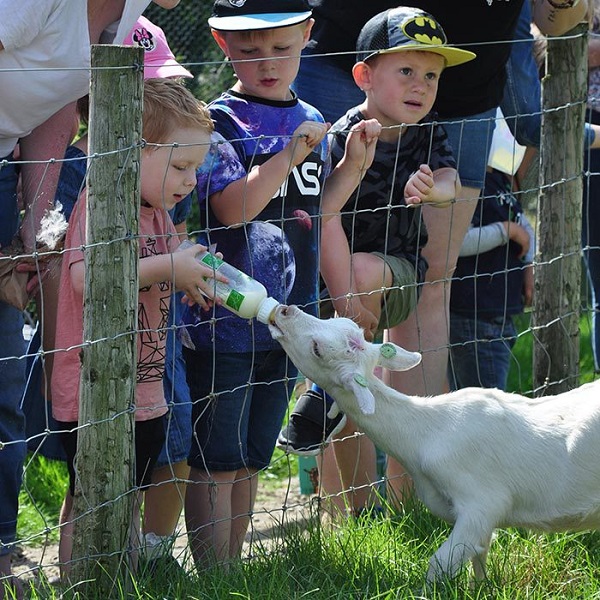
xmin=208 ymin=0 xmax=312 ymax=32
xmin=357 ymin=7 xmax=476 ymax=67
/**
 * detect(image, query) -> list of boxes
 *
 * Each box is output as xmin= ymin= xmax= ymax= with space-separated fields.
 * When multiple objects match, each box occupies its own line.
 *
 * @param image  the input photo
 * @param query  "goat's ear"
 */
xmin=341 ymin=372 xmax=376 ymax=414
xmin=375 ymin=343 xmax=421 ymax=372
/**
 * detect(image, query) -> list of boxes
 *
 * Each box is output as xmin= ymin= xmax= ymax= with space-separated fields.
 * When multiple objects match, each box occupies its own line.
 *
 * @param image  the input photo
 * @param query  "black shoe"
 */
xmin=277 ymin=390 xmax=347 ymax=456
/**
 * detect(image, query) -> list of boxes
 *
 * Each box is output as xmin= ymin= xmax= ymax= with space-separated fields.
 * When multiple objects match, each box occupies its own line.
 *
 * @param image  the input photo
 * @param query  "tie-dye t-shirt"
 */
xmin=180 ymin=90 xmax=329 ymax=353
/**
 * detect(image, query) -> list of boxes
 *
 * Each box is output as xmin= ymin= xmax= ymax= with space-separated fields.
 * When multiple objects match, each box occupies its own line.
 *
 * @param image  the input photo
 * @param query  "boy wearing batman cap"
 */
xmin=278 ymin=6 xmax=476 ymax=517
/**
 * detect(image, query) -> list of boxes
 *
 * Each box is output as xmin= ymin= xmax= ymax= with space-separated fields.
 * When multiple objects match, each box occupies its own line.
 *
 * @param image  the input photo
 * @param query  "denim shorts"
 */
xmin=57 ymin=416 xmax=166 ymax=496
xmin=158 ymin=302 xmax=192 ymax=468
xmin=184 ymin=347 xmax=297 ymax=472
xmin=440 ymin=108 xmax=497 ymax=190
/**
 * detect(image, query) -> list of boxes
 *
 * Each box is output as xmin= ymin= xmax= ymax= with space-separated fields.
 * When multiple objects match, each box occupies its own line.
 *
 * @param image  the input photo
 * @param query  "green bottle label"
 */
xmin=226 ymin=289 xmax=244 ymax=312
xmin=200 ymin=253 xmax=224 ymax=270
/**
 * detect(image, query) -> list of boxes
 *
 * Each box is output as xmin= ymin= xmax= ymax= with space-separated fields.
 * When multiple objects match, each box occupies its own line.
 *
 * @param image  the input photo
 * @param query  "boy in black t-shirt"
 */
xmin=278 ymin=6 xmax=475 ymax=515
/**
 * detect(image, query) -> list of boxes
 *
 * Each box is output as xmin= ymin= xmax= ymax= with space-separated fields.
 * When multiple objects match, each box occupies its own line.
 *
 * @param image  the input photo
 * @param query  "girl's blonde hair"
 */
xmin=142 ymin=78 xmax=214 ymax=143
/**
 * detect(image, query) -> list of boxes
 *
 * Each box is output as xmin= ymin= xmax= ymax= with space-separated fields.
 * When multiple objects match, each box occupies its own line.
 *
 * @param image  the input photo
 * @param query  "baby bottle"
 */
xmin=180 ymin=240 xmax=279 ymax=324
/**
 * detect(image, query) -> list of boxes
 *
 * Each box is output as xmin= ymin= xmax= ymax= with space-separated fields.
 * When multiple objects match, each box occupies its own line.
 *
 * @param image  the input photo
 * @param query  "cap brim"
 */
xmin=144 ymin=61 xmax=193 ymax=79
xmin=208 ymin=11 xmax=312 ymax=31
xmin=361 ymin=44 xmax=476 ymax=68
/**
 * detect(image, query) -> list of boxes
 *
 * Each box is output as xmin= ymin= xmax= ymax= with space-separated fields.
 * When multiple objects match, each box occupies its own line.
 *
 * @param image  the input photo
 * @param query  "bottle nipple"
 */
xmin=256 ymin=297 xmax=280 ymax=325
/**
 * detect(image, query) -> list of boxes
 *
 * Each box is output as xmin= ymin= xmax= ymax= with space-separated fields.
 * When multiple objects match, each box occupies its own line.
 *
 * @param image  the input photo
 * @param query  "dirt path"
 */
xmin=12 ymin=480 xmax=313 ymax=586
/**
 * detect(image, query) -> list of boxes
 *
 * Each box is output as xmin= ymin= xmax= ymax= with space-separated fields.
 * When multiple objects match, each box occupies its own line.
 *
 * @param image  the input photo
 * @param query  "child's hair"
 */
xmin=142 ymin=78 xmax=214 ymax=144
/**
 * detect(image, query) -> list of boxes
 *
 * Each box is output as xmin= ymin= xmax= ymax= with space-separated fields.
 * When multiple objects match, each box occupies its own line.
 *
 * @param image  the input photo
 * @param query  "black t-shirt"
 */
xmin=307 ymin=0 xmax=524 ymax=117
xmin=330 ymin=106 xmax=456 ymax=280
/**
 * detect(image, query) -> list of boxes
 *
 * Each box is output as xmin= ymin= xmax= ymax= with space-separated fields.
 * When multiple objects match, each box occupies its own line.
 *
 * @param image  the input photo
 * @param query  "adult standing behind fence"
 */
xmin=0 ymin=1 xmax=179 ymax=596
xmin=291 ymin=0 xmax=588 ymax=504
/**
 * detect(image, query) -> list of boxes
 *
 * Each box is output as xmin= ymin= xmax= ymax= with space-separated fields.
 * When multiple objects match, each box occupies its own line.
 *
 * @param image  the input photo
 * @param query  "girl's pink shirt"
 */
xmin=51 ymin=198 xmax=179 ymax=423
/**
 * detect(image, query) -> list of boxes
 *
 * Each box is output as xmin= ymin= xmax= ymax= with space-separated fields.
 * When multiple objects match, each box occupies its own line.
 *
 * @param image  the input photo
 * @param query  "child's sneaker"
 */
xmin=276 ymin=389 xmax=347 ymax=456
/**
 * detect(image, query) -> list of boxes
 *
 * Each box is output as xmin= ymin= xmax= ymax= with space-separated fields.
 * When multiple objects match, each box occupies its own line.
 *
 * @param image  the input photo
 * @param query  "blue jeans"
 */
xmin=0 ymin=154 xmax=26 ymax=554
xmin=583 ymin=109 xmax=600 ymax=371
xmin=0 ymin=155 xmax=19 ymax=248
xmin=448 ymin=313 xmax=517 ymax=391
xmin=442 ymin=110 xmax=496 ymax=190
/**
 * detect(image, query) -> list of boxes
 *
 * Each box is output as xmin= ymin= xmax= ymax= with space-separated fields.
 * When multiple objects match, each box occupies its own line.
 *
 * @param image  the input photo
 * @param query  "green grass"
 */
xmin=22 ymin=501 xmax=600 ymax=599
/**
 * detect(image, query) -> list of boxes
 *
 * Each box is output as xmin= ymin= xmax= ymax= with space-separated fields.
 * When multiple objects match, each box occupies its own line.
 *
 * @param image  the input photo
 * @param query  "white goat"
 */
xmin=268 ymin=304 xmax=600 ymax=583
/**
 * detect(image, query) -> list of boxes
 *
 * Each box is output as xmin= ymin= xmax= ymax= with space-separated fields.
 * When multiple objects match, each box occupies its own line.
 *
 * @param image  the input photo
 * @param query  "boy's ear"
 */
xmin=302 ymin=18 xmax=315 ymax=47
xmin=352 ymin=61 xmax=372 ymax=91
xmin=211 ymin=29 xmax=230 ymax=56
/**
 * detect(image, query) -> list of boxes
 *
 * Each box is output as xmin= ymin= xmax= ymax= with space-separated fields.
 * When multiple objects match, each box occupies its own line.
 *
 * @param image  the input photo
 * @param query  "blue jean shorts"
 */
xmin=441 ymin=108 xmax=497 ymax=190
xmin=184 ymin=347 xmax=297 ymax=472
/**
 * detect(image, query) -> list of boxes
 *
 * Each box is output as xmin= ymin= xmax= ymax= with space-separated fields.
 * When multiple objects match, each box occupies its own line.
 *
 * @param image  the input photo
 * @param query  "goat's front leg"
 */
xmin=426 ymin=513 xmax=495 ymax=584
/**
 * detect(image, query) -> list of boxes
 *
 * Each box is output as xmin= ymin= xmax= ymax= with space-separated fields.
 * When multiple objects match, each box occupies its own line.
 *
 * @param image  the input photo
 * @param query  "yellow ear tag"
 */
xmin=380 ymin=343 xmax=397 ymax=359
xmin=354 ymin=374 xmax=368 ymax=387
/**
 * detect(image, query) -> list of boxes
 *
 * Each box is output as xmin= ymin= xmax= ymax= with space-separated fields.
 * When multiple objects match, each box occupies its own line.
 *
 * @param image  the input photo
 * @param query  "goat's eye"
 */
xmin=312 ymin=340 xmax=322 ymax=358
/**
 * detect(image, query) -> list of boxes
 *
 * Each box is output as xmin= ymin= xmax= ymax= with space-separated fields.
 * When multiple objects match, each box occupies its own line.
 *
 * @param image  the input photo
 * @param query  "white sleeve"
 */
xmin=0 ymin=0 xmax=57 ymax=50
xmin=459 ymin=222 xmax=508 ymax=258
xmin=520 ymin=213 xmax=536 ymax=264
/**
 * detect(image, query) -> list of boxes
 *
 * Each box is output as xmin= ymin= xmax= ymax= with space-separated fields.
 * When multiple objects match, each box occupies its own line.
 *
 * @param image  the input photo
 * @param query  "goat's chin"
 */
xmin=267 ymin=322 xmax=284 ymax=340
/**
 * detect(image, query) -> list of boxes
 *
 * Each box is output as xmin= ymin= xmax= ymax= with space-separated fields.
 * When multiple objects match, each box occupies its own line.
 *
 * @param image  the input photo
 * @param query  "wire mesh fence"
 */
xmin=1 ymin=8 xmax=598 ymax=596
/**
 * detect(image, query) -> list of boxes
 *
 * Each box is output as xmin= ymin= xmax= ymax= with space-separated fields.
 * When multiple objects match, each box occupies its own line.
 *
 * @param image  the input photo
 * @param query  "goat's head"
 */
xmin=268 ymin=305 xmax=421 ymax=414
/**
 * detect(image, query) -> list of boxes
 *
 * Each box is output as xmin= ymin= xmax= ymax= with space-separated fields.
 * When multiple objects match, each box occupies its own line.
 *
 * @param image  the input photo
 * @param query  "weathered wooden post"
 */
xmin=70 ymin=45 xmax=143 ymax=593
xmin=533 ymin=23 xmax=587 ymax=395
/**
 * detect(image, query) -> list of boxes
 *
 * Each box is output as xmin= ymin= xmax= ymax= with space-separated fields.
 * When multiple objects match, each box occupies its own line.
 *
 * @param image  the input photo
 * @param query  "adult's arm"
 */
xmin=19 ymin=102 xmax=78 ymax=252
xmin=533 ymin=0 xmax=589 ymax=36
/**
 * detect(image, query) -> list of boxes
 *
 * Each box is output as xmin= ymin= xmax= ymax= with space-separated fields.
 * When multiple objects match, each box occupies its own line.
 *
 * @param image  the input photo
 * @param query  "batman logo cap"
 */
xmin=209 ymin=0 xmax=312 ymax=31
xmin=356 ymin=7 xmax=476 ymax=67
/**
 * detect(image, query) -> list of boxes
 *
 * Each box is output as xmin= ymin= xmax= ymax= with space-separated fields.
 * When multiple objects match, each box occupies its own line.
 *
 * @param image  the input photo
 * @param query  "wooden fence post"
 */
xmin=533 ymin=23 xmax=587 ymax=395
xmin=70 ymin=45 xmax=143 ymax=593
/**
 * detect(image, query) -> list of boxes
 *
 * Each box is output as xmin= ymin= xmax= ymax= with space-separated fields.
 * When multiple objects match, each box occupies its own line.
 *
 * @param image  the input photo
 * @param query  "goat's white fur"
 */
xmin=269 ymin=305 xmax=600 ymax=583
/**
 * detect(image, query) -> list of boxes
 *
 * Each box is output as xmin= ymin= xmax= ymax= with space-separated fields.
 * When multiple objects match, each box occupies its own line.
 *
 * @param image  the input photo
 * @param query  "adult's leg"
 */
xmin=385 ymin=109 xmax=496 ymax=505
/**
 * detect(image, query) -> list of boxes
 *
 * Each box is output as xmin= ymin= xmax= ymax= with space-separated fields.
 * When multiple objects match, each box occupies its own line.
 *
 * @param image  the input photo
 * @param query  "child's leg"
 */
xmin=183 ymin=348 xmax=286 ymax=568
xmin=58 ymin=491 xmax=74 ymax=578
xmin=55 ymin=425 xmax=77 ymax=580
xmin=145 ymin=320 xmax=193 ymax=540
xmin=185 ymin=467 xmax=258 ymax=566
xmin=318 ymin=418 xmax=379 ymax=519
xmin=144 ymin=461 xmax=190 ymax=538
xmin=277 ymin=253 xmax=391 ymax=456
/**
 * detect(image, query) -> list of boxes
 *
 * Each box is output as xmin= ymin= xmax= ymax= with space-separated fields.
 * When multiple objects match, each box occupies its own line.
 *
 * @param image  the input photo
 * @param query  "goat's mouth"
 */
xmin=266 ymin=305 xmax=287 ymax=340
